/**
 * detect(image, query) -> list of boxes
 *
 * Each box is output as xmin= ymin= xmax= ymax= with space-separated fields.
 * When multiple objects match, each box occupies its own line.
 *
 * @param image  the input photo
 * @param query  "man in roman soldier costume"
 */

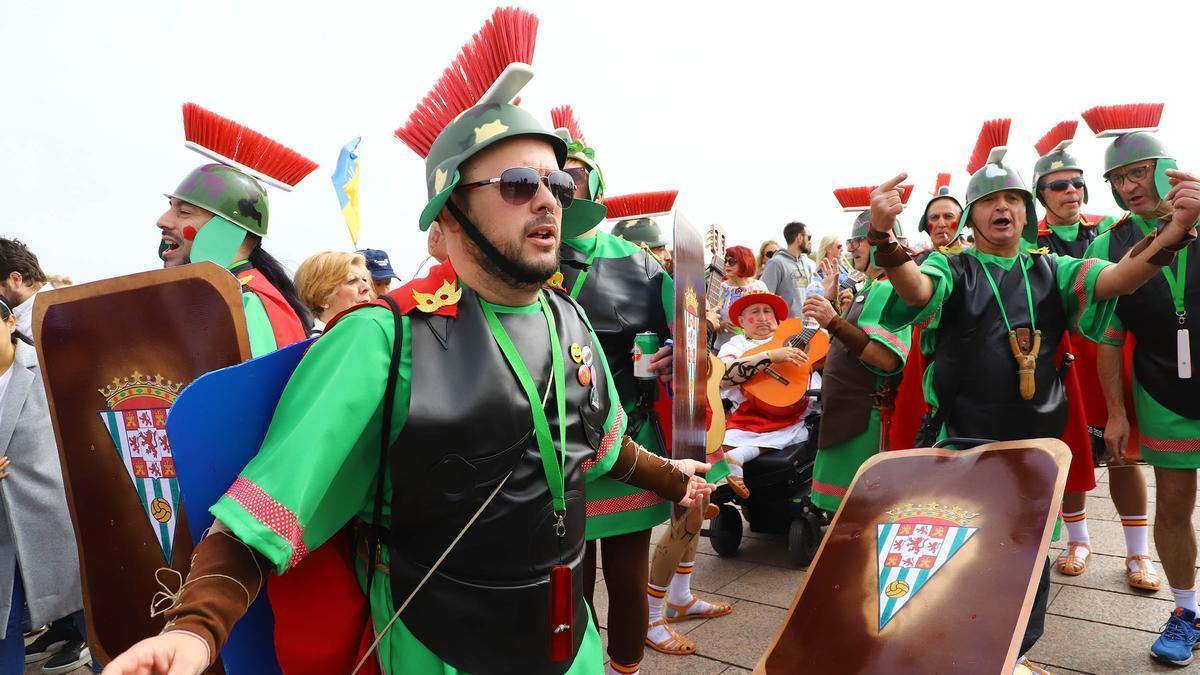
xmin=157 ymin=104 xmax=313 ymax=354
xmin=868 ymin=116 xmax=1199 ymax=672
xmin=807 ymin=201 xmax=911 ymax=511
xmin=611 ymin=210 xmax=673 ymax=273
xmin=1031 ymin=119 xmax=1157 ymax=592
xmin=550 ymin=109 xmax=678 ymax=675
xmin=105 ymin=9 xmax=713 ymax=675
xmin=1079 ymin=103 xmax=1200 ymax=666
xmin=914 ymin=173 xmax=964 ymax=265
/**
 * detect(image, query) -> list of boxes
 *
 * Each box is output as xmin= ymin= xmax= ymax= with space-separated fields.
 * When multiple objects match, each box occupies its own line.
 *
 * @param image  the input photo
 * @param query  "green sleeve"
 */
xmin=856 ymin=281 xmax=912 ymax=377
xmin=211 ymin=307 xmax=410 ymax=574
xmin=660 ymin=271 xmax=674 ymax=325
xmin=242 ymin=292 xmax=279 ymax=358
xmin=879 ymin=253 xmax=954 ymax=332
xmin=1051 ymin=253 xmax=1117 ymax=344
xmin=1083 ymin=229 xmax=1113 ymax=262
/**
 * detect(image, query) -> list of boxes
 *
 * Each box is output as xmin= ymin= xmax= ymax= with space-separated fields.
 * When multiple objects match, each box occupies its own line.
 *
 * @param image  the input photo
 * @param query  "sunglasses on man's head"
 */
xmin=1045 ymin=177 xmax=1086 ymax=192
xmin=457 ymin=167 xmax=576 ymax=208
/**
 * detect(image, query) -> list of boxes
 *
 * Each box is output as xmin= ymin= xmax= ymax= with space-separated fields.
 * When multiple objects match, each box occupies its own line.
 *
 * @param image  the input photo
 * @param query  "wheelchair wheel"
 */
xmin=788 ymin=511 xmax=822 ymax=567
xmin=709 ymin=504 xmax=743 ymax=557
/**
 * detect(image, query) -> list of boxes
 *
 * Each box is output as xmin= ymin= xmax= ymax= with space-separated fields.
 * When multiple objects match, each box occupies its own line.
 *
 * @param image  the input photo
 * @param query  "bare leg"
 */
xmin=1155 ymin=468 xmax=1198 ymax=592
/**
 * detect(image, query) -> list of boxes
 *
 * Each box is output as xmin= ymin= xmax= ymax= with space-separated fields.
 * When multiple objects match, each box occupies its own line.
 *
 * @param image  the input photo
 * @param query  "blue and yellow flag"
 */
xmin=331 ymin=136 xmax=362 ymax=246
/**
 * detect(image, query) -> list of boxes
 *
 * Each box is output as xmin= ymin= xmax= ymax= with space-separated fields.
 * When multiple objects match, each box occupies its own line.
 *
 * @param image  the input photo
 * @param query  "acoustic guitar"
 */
xmin=703 ymin=225 xmax=727 ymax=457
xmin=740 ymin=318 xmax=829 ymax=414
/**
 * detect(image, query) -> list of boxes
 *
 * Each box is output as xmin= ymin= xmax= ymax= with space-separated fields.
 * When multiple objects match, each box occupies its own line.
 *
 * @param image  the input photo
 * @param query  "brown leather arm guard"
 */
xmin=157 ymin=528 xmax=267 ymax=666
xmin=866 ymin=228 xmax=913 ymax=267
xmin=827 ymin=315 xmax=870 ymax=358
xmin=608 ymin=436 xmax=689 ymax=502
xmin=1129 ymin=223 xmax=1197 ymax=265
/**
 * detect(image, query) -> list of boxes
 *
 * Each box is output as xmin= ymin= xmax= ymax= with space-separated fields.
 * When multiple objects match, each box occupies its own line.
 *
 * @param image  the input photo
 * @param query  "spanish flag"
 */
xmin=331 ymin=136 xmax=362 ymax=246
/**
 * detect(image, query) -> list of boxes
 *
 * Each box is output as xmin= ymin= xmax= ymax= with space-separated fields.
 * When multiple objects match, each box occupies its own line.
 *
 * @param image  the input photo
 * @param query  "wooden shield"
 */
xmin=671 ymin=211 xmax=708 ymax=468
xmin=33 ymin=262 xmax=249 ymax=665
xmin=756 ymin=439 xmax=1071 ymax=675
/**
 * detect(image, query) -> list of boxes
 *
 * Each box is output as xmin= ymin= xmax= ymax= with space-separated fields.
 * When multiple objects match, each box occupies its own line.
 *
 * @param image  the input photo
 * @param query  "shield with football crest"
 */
xmin=756 ymin=439 xmax=1070 ymax=675
xmin=33 ymin=262 xmax=249 ymax=665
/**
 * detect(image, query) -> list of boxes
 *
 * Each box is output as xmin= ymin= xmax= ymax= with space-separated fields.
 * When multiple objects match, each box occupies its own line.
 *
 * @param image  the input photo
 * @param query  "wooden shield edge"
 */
xmin=753 ymin=439 xmax=1072 ymax=675
xmin=31 ymin=262 xmax=250 ymax=664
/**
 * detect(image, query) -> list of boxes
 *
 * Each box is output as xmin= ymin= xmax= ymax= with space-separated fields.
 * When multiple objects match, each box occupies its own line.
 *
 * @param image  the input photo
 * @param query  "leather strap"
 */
xmin=367 ymin=294 xmax=404 ymax=597
xmin=866 ymin=229 xmax=912 ymax=268
xmin=827 ymin=315 xmax=870 ymax=358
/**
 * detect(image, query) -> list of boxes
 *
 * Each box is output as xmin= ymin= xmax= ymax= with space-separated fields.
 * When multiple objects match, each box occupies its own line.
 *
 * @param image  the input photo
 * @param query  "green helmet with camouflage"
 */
xmin=604 ymin=191 xmax=679 ymax=250
xmin=1082 ymin=104 xmax=1174 ymax=211
xmin=167 ymin=164 xmax=270 ymax=236
xmin=1031 ymin=121 xmax=1088 ymax=206
xmin=849 ymin=209 xmax=871 ymax=240
xmin=393 ymin=9 xmax=566 ymax=232
xmin=551 ymin=105 xmax=608 ymax=238
xmin=960 ymin=119 xmax=1039 ymax=243
xmin=611 ymin=218 xmax=669 ymax=248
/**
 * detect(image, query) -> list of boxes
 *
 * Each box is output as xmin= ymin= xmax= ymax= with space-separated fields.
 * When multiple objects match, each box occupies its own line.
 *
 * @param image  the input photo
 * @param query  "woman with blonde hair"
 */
xmin=756 ymin=240 xmax=781 ymax=279
xmin=815 ymin=234 xmax=852 ymax=289
xmin=293 ymin=251 xmax=372 ymax=335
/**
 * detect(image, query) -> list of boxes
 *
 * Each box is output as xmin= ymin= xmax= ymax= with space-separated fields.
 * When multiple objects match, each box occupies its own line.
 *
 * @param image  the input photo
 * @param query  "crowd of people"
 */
xmin=3 ymin=6 xmax=1200 ymax=675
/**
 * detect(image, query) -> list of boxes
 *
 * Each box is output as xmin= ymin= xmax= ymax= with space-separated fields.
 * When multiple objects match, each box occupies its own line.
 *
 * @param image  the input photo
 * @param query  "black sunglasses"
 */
xmin=564 ymin=167 xmax=590 ymax=186
xmin=1045 ymin=177 xmax=1086 ymax=192
xmin=458 ymin=167 xmax=576 ymax=208
xmin=764 ymin=250 xmax=777 ymax=259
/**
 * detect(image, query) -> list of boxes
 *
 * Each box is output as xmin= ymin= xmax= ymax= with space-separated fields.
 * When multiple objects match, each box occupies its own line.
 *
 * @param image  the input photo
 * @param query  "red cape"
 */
xmin=888 ymin=326 xmax=927 ymax=451
xmin=237 ymin=267 xmax=309 ymax=348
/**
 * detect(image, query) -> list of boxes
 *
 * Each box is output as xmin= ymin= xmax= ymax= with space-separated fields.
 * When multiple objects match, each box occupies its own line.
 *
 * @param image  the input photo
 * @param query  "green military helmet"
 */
xmin=1103 ymin=131 xmax=1175 ymax=210
xmin=849 ymin=210 xmax=871 ymax=239
xmin=960 ymin=150 xmax=1040 ymax=243
xmin=1033 ymin=145 xmax=1088 ymax=206
xmin=554 ymin=127 xmax=608 ymax=239
xmin=612 ymin=217 xmax=669 ymax=248
xmin=167 ymin=163 xmax=269 ymax=236
xmin=417 ymin=102 xmax=567 ymax=231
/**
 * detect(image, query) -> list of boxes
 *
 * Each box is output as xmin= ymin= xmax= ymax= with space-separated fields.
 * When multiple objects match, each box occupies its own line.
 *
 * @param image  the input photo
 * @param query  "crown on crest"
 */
xmin=98 ymin=372 xmax=185 ymax=408
xmin=885 ymin=502 xmax=979 ymax=526
xmin=685 ymin=287 xmax=699 ymax=314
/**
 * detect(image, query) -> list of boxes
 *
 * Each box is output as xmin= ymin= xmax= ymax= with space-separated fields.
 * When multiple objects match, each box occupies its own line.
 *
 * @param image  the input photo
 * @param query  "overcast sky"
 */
xmin=3 ymin=0 xmax=1197 ymax=283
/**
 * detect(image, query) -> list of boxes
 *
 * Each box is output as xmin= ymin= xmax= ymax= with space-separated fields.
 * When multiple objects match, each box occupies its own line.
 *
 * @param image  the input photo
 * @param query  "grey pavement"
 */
xmin=594 ymin=465 xmax=1198 ymax=674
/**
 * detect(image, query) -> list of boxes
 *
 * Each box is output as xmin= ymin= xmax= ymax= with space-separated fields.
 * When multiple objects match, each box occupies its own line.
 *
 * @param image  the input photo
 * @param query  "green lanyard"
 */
xmin=976 ymin=253 xmax=1038 ymax=334
xmin=1133 ymin=216 xmax=1190 ymax=321
xmin=480 ymin=293 xmax=570 ymax=520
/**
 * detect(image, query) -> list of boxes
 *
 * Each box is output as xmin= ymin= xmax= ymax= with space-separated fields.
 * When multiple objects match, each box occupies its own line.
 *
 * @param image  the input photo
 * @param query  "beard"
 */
xmin=463 ymin=212 xmax=560 ymax=290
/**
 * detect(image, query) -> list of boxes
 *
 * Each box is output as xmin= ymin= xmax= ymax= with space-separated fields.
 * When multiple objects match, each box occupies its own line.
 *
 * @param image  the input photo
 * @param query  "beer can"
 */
xmin=632 ymin=332 xmax=660 ymax=379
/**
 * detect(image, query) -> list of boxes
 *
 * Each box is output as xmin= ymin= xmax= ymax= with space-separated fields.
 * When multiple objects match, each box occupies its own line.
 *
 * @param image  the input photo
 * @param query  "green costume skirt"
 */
xmin=1135 ymin=379 xmax=1200 ymax=469
xmin=811 ymin=409 xmax=881 ymax=512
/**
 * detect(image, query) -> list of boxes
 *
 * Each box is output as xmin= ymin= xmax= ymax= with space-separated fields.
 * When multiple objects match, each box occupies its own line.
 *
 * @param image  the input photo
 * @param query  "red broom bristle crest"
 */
xmin=934 ymin=172 xmax=952 ymax=194
xmin=967 ymin=118 xmax=1011 ymax=175
xmin=603 ymin=190 xmax=679 ymax=219
xmin=833 ymin=185 xmax=913 ymax=211
xmin=394 ymin=7 xmax=539 ymax=158
xmin=1081 ymin=103 xmax=1164 ymax=136
xmin=551 ymin=105 xmax=585 ymax=144
xmin=181 ymin=103 xmax=319 ymax=188
xmin=1034 ymin=120 xmax=1078 ymax=157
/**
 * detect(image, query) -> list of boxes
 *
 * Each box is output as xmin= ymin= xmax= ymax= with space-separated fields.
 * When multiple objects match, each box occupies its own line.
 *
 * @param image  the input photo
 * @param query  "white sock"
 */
xmin=1062 ymin=508 xmax=1090 ymax=544
xmin=726 ymin=446 xmax=762 ymax=478
xmin=1121 ymin=514 xmax=1150 ymax=557
xmin=647 ymin=583 xmax=672 ymax=644
xmin=1171 ymin=587 xmax=1199 ymax=616
xmin=606 ymin=663 xmax=640 ymax=675
xmin=667 ymin=562 xmax=694 ymax=606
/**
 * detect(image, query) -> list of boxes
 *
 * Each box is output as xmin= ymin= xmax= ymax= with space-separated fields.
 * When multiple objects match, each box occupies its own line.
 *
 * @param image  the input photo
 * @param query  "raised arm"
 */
xmin=866 ymin=173 xmax=935 ymax=308
xmin=1093 ymin=169 xmax=1200 ymax=300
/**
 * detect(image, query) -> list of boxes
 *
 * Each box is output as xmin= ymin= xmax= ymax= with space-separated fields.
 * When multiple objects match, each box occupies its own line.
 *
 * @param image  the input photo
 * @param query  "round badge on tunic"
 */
xmin=577 ymin=364 xmax=592 ymax=387
xmin=569 ymin=343 xmax=584 ymax=363
xmin=581 ymin=345 xmax=593 ymax=366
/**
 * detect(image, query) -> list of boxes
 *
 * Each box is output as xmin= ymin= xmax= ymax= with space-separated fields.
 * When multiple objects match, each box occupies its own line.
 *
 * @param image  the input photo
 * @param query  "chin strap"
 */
xmin=444 ymin=198 xmax=530 ymax=282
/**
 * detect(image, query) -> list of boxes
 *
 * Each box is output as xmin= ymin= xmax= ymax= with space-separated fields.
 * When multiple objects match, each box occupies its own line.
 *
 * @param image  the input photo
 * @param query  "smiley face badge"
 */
xmin=570 ymin=343 xmax=584 ymax=364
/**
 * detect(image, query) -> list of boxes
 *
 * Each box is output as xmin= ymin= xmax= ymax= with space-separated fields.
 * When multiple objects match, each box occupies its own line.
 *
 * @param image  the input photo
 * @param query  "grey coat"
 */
xmin=0 ymin=341 xmax=82 ymax=637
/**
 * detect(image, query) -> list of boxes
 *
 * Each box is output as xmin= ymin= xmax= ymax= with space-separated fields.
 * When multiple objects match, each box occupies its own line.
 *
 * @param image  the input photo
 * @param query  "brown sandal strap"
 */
xmin=646 ymin=619 xmax=696 ymax=655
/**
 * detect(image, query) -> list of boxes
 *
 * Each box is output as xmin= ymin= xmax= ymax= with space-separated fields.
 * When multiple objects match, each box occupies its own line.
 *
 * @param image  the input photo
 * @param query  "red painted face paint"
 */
xmin=182 ymin=226 xmax=197 ymax=241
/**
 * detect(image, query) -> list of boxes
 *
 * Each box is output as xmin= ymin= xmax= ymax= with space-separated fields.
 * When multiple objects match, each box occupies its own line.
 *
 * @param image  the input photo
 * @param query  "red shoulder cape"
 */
xmin=236 ymin=267 xmax=309 ymax=347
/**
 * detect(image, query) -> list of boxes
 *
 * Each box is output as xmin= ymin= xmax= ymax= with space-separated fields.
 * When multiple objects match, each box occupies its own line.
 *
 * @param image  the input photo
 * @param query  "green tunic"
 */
xmin=811 ymin=279 xmax=911 ymax=512
xmin=211 ymin=290 xmax=622 ymax=673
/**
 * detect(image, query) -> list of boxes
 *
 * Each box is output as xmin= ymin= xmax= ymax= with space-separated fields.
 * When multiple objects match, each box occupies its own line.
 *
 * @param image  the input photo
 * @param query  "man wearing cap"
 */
xmin=358 ymin=248 xmax=402 ymax=297
xmin=1031 ymin=121 xmax=1157 ymax=594
xmin=805 ymin=212 xmax=911 ymax=511
xmin=1081 ymin=107 xmax=1200 ymax=665
xmin=105 ymin=10 xmax=712 ymax=675
xmin=717 ymin=290 xmax=812 ymax=498
xmin=760 ymin=221 xmax=818 ymax=318
xmin=867 ymin=117 xmax=1199 ymax=671
xmin=611 ymin=217 xmax=672 ymax=274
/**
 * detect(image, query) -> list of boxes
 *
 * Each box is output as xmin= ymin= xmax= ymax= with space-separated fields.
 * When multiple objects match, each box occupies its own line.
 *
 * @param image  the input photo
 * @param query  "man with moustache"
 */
xmin=867 ymin=119 xmax=1199 ymax=671
xmin=1081 ymin=106 xmax=1200 ymax=665
xmin=1030 ymin=120 xmax=1157 ymax=593
xmin=103 ymin=9 xmax=713 ymax=674
xmin=761 ymin=221 xmax=819 ymax=318
xmin=914 ymin=174 xmax=964 ymax=265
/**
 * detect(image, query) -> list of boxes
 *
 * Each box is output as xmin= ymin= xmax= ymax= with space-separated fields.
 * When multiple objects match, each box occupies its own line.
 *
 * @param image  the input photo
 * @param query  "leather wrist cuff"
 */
xmin=827 ymin=315 xmax=870 ymax=358
xmin=866 ymin=229 xmax=912 ymax=267
xmin=160 ymin=530 xmax=266 ymax=664
xmin=611 ymin=436 xmax=689 ymax=502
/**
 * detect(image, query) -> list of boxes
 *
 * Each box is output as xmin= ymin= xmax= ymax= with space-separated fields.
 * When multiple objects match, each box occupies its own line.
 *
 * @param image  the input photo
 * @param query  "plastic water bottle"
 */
xmin=803 ymin=278 xmax=824 ymax=329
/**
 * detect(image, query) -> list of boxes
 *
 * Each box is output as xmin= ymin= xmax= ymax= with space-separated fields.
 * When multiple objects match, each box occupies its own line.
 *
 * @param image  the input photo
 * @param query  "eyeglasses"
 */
xmin=458 ymin=167 xmax=576 ymax=208
xmin=1107 ymin=164 xmax=1153 ymax=188
xmin=845 ymin=237 xmax=865 ymax=250
xmin=764 ymin=250 xmax=778 ymax=259
xmin=564 ymin=167 xmax=590 ymax=187
xmin=1045 ymin=177 xmax=1086 ymax=192
xmin=724 ymin=256 xmax=737 ymax=265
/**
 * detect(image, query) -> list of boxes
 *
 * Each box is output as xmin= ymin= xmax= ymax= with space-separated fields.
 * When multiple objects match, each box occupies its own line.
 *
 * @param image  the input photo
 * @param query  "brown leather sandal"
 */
xmin=1054 ymin=541 xmax=1090 ymax=576
xmin=727 ymin=475 xmax=750 ymax=499
xmin=666 ymin=596 xmax=733 ymax=622
xmin=645 ymin=619 xmax=696 ymax=655
xmin=1126 ymin=554 xmax=1162 ymax=591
